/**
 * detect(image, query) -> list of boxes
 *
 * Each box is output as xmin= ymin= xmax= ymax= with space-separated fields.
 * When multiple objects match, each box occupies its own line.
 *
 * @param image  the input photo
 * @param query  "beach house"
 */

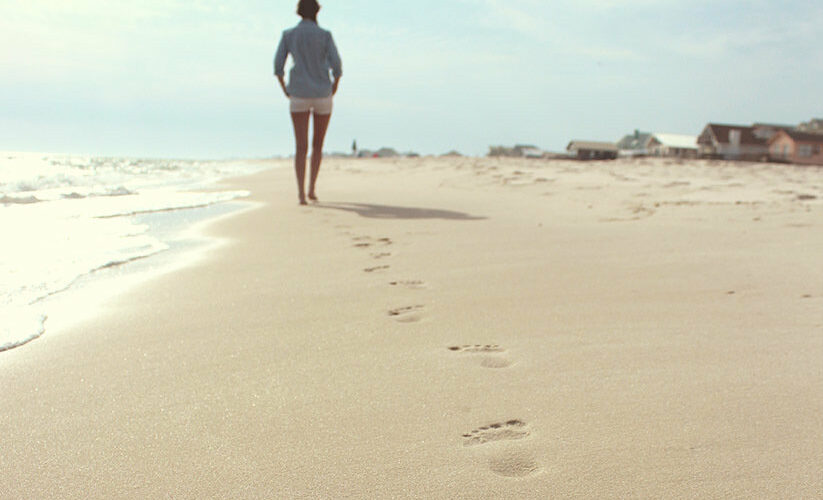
xmin=645 ymin=133 xmax=698 ymax=158
xmin=567 ymin=141 xmax=618 ymax=160
xmin=697 ymin=123 xmax=769 ymax=161
xmin=616 ymin=130 xmax=652 ymax=157
xmin=797 ymin=118 xmax=823 ymax=134
xmin=751 ymin=123 xmax=796 ymax=141
xmin=768 ymin=129 xmax=823 ymax=166
xmin=488 ymin=144 xmax=544 ymax=158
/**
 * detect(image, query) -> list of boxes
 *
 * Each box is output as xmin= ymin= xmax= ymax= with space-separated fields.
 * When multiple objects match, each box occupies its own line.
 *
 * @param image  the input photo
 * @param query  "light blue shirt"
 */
xmin=274 ymin=19 xmax=342 ymax=98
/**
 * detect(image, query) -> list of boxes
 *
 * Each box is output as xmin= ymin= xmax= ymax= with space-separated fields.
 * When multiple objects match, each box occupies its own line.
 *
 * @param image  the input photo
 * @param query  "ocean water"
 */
xmin=0 ymin=151 xmax=271 ymax=353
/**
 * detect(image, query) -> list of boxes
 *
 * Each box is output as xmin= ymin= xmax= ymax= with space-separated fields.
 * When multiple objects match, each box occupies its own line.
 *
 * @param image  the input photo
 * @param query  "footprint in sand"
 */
xmin=462 ymin=420 xmax=541 ymax=478
xmin=388 ymin=305 xmax=424 ymax=323
xmin=478 ymin=357 xmax=514 ymax=369
xmin=371 ymin=252 xmax=392 ymax=260
xmin=449 ymin=344 xmax=504 ymax=353
xmin=600 ymin=204 xmax=656 ymax=223
xmin=448 ymin=345 xmax=513 ymax=369
xmin=364 ymin=265 xmax=390 ymax=273
xmin=487 ymin=449 xmax=542 ymax=478
xmin=462 ymin=419 xmax=530 ymax=447
xmin=389 ymin=280 xmax=427 ymax=289
xmin=352 ymin=236 xmax=393 ymax=249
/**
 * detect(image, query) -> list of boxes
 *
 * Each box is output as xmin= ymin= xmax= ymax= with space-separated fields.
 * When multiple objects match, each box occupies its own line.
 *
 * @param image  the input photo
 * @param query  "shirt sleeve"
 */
xmin=274 ymin=31 xmax=288 ymax=77
xmin=327 ymin=32 xmax=342 ymax=79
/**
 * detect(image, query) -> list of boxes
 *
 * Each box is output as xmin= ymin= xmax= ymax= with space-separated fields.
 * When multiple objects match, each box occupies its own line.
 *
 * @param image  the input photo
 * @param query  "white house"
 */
xmin=697 ymin=123 xmax=769 ymax=161
xmin=646 ymin=133 xmax=698 ymax=158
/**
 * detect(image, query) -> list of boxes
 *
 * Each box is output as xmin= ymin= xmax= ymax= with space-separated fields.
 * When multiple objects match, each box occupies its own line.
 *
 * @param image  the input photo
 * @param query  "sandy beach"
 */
xmin=2 ymin=156 xmax=822 ymax=498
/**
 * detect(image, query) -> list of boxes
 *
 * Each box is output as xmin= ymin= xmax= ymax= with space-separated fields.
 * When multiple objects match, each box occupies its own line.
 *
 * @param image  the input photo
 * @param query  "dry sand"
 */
xmin=2 ymin=156 xmax=822 ymax=498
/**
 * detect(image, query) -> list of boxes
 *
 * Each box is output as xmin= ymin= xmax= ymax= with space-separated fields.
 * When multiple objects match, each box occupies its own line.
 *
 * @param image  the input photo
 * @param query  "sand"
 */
xmin=2 ymin=156 xmax=822 ymax=498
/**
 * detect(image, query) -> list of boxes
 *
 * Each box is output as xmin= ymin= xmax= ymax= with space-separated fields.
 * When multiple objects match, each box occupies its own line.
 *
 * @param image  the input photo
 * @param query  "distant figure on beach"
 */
xmin=352 ymin=139 xmax=357 ymax=157
xmin=274 ymin=0 xmax=342 ymax=205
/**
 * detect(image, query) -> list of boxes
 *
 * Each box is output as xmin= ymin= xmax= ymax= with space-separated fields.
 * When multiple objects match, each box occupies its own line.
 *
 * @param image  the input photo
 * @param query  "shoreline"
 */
xmin=2 ymin=157 xmax=821 ymax=497
xmin=0 ymin=153 xmax=280 ymax=355
xmin=0 ymin=166 xmax=277 ymax=357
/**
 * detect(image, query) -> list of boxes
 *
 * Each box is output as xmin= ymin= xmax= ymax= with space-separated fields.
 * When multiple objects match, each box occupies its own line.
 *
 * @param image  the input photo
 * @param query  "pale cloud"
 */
xmin=0 ymin=0 xmax=271 ymax=96
xmin=464 ymin=0 xmax=822 ymax=66
xmin=477 ymin=0 xmax=549 ymax=40
xmin=670 ymin=6 xmax=823 ymax=60
xmin=578 ymin=46 xmax=647 ymax=63
xmin=461 ymin=0 xmax=649 ymax=63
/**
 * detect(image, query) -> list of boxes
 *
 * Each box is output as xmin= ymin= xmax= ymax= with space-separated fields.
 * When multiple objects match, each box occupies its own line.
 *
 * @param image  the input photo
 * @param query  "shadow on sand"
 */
xmin=316 ymin=202 xmax=486 ymax=221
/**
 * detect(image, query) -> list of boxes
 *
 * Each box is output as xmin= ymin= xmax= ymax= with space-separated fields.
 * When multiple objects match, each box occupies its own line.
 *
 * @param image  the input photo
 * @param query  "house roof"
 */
xmin=701 ymin=124 xmax=767 ymax=146
xmin=753 ymin=123 xmax=796 ymax=130
xmin=798 ymin=118 xmax=823 ymax=132
xmin=649 ymin=133 xmax=698 ymax=149
xmin=567 ymin=141 xmax=618 ymax=152
xmin=617 ymin=131 xmax=652 ymax=150
xmin=771 ymin=129 xmax=823 ymax=144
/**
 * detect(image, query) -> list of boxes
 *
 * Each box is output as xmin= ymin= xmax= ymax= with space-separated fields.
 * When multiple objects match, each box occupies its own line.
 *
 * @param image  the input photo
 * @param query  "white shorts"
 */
xmin=289 ymin=95 xmax=333 ymax=114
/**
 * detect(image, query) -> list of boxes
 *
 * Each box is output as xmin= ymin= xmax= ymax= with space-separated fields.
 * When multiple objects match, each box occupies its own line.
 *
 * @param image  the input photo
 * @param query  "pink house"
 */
xmin=769 ymin=130 xmax=823 ymax=166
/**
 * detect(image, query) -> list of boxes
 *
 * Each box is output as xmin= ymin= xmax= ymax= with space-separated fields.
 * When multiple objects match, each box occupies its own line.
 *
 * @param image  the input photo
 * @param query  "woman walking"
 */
xmin=274 ymin=0 xmax=342 ymax=205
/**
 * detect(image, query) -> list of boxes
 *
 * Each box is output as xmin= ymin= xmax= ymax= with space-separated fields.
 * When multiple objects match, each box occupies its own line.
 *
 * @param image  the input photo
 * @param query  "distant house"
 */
xmin=752 ymin=123 xmax=795 ymax=142
xmin=646 ymin=133 xmax=698 ymax=158
xmin=768 ymin=129 xmax=823 ymax=166
xmin=697 ymin=123 xmax=769 ymax=161
xmin=488 ymin=144 xmax=543 ymax=158
xmin=616 ymin=130 xmax=652 ymax=157
xmin=566 ymin=141 xmax=618 ymax=160
xmin=487 ymin=146 xmax=511 ymax=157
xmin=797 ymin=118 xmax=823 ymax=134
xmin=355 ymin=147 xmax=401 ymax=158
xmin=521 ymin=147 xmax=545 ymax=158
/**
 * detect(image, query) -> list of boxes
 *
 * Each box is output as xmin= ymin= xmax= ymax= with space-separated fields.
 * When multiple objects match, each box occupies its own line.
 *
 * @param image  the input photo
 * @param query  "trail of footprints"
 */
xmin=351 ymin=235 xmax=396 ymax=272
xmin=350 ymin=230 xmax=538 ymax=478
xmin=351 ymin=233 xmax=425 ymax=321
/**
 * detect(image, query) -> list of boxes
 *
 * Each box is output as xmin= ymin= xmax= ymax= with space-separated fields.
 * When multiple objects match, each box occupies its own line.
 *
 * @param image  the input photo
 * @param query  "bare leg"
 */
xmin=308 ymin=112 xmax=331 ymax=202
xmin=290 ymin=111 xmax=310 ymax=204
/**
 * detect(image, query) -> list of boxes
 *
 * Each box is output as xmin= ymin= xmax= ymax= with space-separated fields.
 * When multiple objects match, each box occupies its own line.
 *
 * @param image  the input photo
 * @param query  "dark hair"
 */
xmin=297 ymin=0 xmax=319 ymax=20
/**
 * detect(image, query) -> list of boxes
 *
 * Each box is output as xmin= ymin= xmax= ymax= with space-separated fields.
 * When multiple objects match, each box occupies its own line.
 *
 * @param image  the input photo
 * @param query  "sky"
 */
xmin=1 ymin=0 xmax=822 ymax=158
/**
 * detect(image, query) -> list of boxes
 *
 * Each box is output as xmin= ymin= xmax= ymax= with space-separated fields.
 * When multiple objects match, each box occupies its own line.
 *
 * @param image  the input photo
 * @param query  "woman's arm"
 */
xmin=273 ymin=32 xmax=289 ymax=97
xmin=277 ymin=75 xmax=289 ymax=97
xmin=327 ymin=32 xmax=342 ymax=94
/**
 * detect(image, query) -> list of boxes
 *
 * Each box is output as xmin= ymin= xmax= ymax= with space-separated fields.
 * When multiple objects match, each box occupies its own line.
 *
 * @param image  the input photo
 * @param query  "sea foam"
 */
xmin=0 ymin=152 xmax=270 ymax=353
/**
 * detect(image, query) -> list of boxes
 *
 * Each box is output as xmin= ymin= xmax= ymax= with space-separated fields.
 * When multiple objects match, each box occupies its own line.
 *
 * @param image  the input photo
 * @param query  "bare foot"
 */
xmin=299 ymin=197 xmax=308 ymax=205
xmin=308 ymin=192 xmax=318 ymax=202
